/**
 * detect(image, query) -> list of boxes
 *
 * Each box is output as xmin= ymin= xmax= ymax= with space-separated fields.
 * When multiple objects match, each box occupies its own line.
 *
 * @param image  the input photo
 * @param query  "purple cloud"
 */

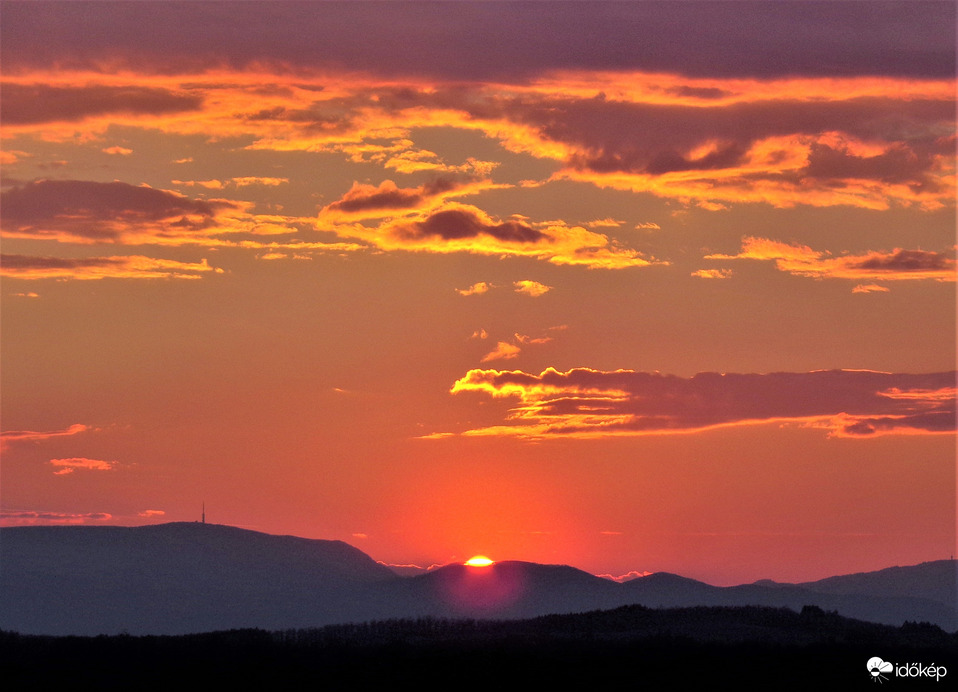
xmin=3 ymin=2 xmax=953 ymax=80
xmin=448 ymin=368 xmax=956 ymax=438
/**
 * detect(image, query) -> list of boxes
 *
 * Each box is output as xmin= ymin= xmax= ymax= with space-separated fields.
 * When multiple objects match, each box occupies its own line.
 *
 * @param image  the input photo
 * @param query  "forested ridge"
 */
xmin=4 ymin=604 xmax=954 ymax=687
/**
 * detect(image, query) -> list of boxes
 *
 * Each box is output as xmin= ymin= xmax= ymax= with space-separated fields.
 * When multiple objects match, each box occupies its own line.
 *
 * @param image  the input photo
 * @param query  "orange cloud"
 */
xmin=1 ymin=254 xmax=223 ymax=280
xmin=597 ymin=570 xmax=653 ymax=583
xmin=691 ymin=268 xmax=733 ymax=279
xmin=513 ymin=280 xmax=552 ymax=297
xmin=478 ymin=332 xmax=554 ymax=363
xmin=138 ymin=510 xmax=166 ymax=517
xmin=4 ymin=68 xmax=951 ymax=211
xmin=50 ymin=457 xmax=117 ymax=475
xmin=171 ymin=179 xmax=226 ymax=189
xmin=707 ymin=237 xmax=957 ymax=282
xmin=329 ymin=203 xmax=655 ymax=269
xmin=173 ymin=177 xmax=289 ymax=189
xmin=447 ymin=367 xmax=956 ymax=439
xmin=231 ymin=176 xmax=288 ymax=187
xmin=0 ymin=423 xmax=92 ymax=451
xmin=320 ymin=178 xmax=496 ymax=221
xmin=852 ymin=283 xmax=891 ymax=294
xmin=514 ymin=333 xmax=553 ymax=346
xmin=0 ymin=510 xmax=113 ymax=526
xmin=456 ymin=281 xmax=493 ymax=296
xmin=587 ymin=218 xmax=624 ymax=228
xmin=481 ymin=341 xmax=522 ymax=363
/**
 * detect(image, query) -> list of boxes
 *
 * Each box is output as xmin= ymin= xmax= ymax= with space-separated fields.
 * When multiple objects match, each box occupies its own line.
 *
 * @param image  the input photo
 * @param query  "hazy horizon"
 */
xmin=2 ymin=514 xmax=954 ymax=589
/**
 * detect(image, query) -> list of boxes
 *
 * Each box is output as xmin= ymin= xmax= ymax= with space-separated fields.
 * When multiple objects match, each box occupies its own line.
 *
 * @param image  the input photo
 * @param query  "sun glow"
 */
xmin=464 ymin=555 xmax=495 ymax=567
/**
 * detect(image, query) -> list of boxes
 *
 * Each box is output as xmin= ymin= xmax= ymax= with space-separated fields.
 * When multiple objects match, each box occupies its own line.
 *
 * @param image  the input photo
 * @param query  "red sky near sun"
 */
xmin=1 ymin=1 xmax=955 ymax=585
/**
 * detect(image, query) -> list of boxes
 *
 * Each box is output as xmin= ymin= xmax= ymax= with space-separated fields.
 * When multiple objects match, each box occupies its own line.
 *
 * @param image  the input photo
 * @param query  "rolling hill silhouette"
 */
xmin=0 ymin=522 xmax=396 ymax=634
xmin=2 ymin=522 xmax=954 ymax=635
xmin=382 ymin=561 xmax=627 ymax=619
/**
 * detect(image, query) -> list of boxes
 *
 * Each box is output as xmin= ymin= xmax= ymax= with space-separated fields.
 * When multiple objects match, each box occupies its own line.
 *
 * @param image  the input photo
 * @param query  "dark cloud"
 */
xmin=2 ymin=2 xmax=953 ymax=80
xmin=542 ymin=97 xmax=953 ymax=179
xmin=398 ymin=209 xmax=547 ymax=244
xmin=709 ymin=238 xmax=957 ymax=281
xmin=0 ymin=253 xmax=222 ymax=280
xmin=322 ymin=178 xmax=465 ymax=216
xmin=450 ymin=368 xmax=956 ymax=437
xmin=840 ymin=411 xmax=956 ymax=437
xmin=664 ymin=86 xmax=731 ymax=100
xmin=847 ymin=249 xmax=953 ymax=273
xmin=1 ymin=254 xmax=125 ymax=270
xmin=331 ymin=187 xmax=422 ymax=214
xmin=0 ymin=83 xmax=202 ymax=125
xmin=1 ymin=180 xmax=231 ymax=241
xmin=802 ymin=140 xmax=954 ymax=186
xmin=361 ymin=86 xmax=952 ymax=192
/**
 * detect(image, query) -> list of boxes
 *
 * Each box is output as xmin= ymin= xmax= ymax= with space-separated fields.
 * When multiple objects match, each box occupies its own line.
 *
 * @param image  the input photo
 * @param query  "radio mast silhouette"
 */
xmin=202 ymin=502 xmax=205 ymax=524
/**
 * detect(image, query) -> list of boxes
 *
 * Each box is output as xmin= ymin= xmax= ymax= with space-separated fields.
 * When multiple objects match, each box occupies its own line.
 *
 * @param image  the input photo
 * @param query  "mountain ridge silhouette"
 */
xmin=2 ymin=522 xmax=953 ymax=635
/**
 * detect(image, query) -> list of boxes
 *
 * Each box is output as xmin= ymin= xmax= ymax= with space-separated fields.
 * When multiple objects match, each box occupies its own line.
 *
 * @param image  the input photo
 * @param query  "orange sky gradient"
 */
xmin=1 ymin=1 xmax=955 ymax=586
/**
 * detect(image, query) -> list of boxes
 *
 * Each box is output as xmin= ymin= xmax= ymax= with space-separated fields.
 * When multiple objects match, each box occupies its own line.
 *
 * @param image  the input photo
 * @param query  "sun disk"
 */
xmin=464 ymin=555 xmax=495 ymax=567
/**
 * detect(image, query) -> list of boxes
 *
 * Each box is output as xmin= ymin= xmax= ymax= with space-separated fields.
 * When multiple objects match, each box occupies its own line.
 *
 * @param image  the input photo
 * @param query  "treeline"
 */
xmin=3 ymin=605 xmax=955 ymax=688
xmin=273 ymin=603 xmax=955 ymax=647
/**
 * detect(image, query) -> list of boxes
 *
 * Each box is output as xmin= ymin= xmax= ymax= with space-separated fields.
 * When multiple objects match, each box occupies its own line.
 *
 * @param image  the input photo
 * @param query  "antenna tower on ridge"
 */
xmin=202 ymin=502 xmax=206 ymax=524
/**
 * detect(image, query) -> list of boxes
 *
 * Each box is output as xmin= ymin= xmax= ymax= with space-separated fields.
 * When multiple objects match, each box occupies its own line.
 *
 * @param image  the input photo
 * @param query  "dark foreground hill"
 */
xmin=3 ymin=605 xmax=955 ymax=688
xmin=2 ymin=522 xmax=954 ymax=635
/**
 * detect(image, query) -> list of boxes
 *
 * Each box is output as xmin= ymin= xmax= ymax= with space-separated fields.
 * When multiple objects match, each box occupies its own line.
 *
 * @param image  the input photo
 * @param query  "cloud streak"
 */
xmin=0 ymin=423 xmax=92 ymax=451
xmin=319 ymin=178 xmax=497 ymax=221
xmin=50 ymin=457 xmax=117 ymax=475
xmin=0 ymin=509 xmax=113 ymax=526
xmin=480 ymin=341 xmax=522 ymax=363
xmin=707 ymin=237 xmax=957 ymax=282
xmin=0 ymin=83 xmax=202 ymax=125
xmin=1 ymin=254 xmax=223 ymax=281
xmin=448 ymin=367 xmax=956 ymax=438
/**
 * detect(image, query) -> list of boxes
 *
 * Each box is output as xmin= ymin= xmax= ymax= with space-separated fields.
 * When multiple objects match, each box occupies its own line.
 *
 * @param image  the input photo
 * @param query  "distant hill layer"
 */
xmin=0 ymin=522 xmax=398 ymax=634
xmin=2 ymin=522 xmax=954 ymax=635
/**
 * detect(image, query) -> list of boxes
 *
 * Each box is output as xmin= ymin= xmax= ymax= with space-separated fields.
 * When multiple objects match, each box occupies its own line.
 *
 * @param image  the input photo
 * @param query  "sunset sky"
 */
xmin=1 ymin=1 xmax=955 ymax=586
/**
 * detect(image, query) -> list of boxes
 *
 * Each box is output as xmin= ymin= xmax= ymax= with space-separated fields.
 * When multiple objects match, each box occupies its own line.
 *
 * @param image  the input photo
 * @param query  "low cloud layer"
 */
xmin=0 ymin=509 xmax=112 ymax=526
xmin=447 ymin=367 xmax=956 ymax=438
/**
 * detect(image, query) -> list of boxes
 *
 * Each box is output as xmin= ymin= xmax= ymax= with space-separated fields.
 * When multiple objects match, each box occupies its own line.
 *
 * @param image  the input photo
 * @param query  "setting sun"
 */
xmin=464 ymin=555 xmax=495 ymax=567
